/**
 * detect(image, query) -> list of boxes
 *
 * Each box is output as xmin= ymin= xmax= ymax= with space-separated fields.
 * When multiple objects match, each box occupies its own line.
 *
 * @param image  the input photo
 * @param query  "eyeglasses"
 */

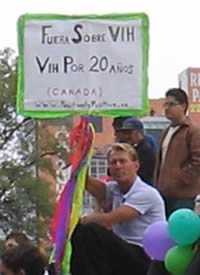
xmin=163 ymin=101 xmax=180 ymax=108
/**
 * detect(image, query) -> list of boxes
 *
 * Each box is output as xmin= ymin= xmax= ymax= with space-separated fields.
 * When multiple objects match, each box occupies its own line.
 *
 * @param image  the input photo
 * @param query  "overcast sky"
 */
xmin=1 ymin=0 xmax=200 ymax=98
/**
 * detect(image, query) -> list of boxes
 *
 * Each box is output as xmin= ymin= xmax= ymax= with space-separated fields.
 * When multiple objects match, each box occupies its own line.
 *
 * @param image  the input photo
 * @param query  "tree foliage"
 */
xmin=0 ymin=48 xmax=64 ymax=241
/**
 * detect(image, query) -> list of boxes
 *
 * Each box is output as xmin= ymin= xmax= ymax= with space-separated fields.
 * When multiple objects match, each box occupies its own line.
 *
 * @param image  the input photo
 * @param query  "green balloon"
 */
xmin=168 ymin=208 xmax=200 ymax=245
xmin=164 ymin=245 xmax=195 ymax=274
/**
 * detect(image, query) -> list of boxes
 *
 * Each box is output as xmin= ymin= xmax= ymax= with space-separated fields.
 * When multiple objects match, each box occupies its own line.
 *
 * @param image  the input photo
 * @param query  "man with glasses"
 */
xmin=154 ymin=88 xmax=200 ymax=217
xmin=147 ymin=88 xmax=200 ymax=275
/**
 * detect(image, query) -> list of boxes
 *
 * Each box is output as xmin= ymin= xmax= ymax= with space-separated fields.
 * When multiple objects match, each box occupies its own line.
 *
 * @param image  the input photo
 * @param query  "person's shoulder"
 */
xmin=188 ymin=121 xmax=200 ymax=132
xmin=131 ymin=178 xmax=164 ymax=207
xmin=134 ymin=177 xmax=153 ymax=191
xmin=185 ymin=119 xmax=200 ymax=138
xmin=145 ymin=134 xmax=156 ymax=144
xmin=181 ymin=117 xmax=198 ymax=130
xmin=139 ymin=138 xmax=153 ymax=151
xmin=136 ymin=178 xmax=163 ymax=198
xmin=140 ymin=139 xmax=155 ymax=156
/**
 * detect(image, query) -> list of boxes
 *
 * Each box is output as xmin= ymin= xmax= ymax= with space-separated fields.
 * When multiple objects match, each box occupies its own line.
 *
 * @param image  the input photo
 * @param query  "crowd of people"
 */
xmin=1 ymin=87 xmax=200 ymax=275
xmin=70 ymin=88 xmax=200 ymax=275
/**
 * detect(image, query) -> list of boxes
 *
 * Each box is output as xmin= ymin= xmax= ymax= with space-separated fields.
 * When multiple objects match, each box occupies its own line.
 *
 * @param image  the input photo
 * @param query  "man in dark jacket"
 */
xmin=116 ymin=117 xmax=156 ymax=185
xmin=113 ymin=116 xmax=158 ymax=153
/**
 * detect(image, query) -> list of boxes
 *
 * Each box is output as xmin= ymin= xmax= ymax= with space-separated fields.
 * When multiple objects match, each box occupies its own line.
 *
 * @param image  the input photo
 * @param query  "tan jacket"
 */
xmin=154 ymin=117 xmax=200 ymax=198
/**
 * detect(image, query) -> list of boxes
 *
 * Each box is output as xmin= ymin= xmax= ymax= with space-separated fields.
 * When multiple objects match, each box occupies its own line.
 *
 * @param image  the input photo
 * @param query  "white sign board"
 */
xmin=17 ymin=14 xmax=149 ymax=118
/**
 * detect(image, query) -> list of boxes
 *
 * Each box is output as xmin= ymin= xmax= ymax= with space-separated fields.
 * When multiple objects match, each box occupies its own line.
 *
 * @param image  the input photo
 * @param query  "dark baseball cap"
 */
xmin=120 ymin=118 xmax=143 ymax=131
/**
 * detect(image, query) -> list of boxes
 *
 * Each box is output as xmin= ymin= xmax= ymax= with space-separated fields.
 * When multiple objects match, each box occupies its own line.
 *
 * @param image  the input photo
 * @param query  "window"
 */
xmin=89 ymin=158 xmax=108 ymax=178
xmin=82 ymin=157 xmax=108 ymax=214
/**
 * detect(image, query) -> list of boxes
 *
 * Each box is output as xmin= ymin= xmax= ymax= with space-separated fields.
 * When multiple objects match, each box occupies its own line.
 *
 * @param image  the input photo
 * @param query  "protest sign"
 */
xmin=17 ymin=13 xmax=149 ymax=118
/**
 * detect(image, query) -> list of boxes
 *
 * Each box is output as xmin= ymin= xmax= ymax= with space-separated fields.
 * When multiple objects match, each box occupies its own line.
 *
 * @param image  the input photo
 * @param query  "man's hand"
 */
xmin=80 ymin=205 xmax=140 ymax=230
xmin=80 ymin=213 xmax=111 ymax=230
xmin=86 ymin=176 xmax=106 ymax=203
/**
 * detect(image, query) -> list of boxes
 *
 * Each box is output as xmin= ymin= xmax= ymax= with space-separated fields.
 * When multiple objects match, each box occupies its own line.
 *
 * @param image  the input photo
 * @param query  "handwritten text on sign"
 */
xmin=23 ymin=19 xmax=143 ymax=111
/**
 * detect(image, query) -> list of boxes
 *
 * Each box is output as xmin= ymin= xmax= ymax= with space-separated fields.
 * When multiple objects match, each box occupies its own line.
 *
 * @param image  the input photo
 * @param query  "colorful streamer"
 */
xmin=50 ymin=117 xmax=95 ymax=274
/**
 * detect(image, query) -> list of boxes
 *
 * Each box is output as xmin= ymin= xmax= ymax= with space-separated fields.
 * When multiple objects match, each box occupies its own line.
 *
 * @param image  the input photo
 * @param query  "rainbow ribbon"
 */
xmin=50 ymin=117 xmax=95 ymax=274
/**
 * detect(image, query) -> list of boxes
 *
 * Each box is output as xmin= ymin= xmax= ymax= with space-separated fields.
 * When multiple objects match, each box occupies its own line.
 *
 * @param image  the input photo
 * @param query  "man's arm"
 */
xmin=178 ymin=126 xmax=200 ymax=184
xmin=86 ymin=176 xmax=106 ymax=204
xmin=81 ymin=205 xmax=140 ymax=229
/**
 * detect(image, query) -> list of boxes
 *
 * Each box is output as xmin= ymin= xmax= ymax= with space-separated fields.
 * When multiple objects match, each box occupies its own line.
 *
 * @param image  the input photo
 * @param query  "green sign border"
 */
xmin=17 ymin=13 xmax=149 ymax=118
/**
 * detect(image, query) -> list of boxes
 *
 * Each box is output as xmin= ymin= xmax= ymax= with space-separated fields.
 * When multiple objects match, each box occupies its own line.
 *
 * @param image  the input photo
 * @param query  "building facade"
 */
xmin=179 ymin=67 xmax=200 ymax=124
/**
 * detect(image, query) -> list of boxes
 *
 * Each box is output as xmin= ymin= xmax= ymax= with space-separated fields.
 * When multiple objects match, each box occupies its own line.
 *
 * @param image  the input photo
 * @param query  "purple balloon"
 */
xmin=143 ymin=221 xmax=176 ymax=261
